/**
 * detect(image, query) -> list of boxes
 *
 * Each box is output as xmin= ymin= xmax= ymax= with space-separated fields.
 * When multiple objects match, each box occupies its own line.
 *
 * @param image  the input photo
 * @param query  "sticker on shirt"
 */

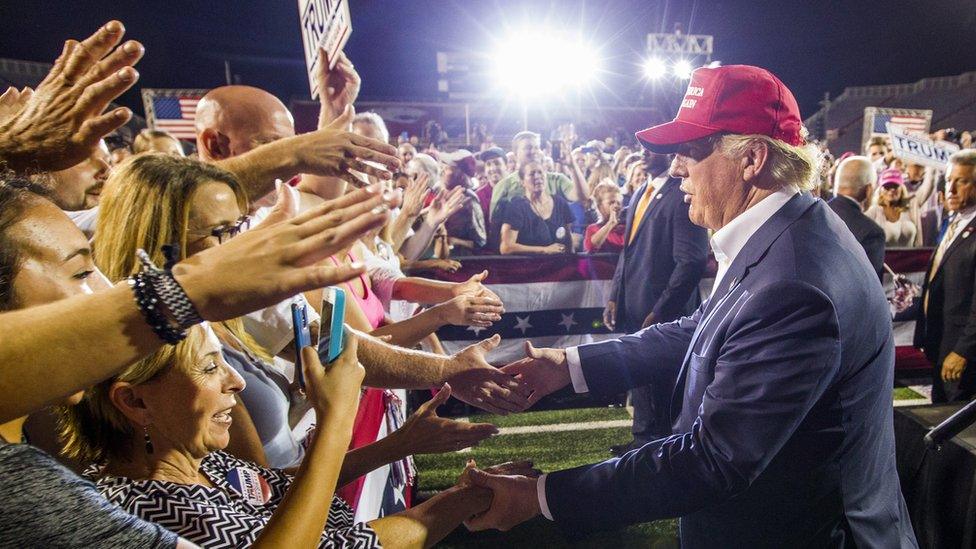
xmin=227 ymin=467 xmax=272 ymax=505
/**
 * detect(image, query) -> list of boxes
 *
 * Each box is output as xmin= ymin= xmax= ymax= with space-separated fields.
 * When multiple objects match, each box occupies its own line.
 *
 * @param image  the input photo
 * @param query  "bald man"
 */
xmin=196 ymin=85 xmax=297 ymax=162
xmin=828 ymin=156 xmax=885 ymax=280
xmin=196 ymin=48 xmax=364 ymax=202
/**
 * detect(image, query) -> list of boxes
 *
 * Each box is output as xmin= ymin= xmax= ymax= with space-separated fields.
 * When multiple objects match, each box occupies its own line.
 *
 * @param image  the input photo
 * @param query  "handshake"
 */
xmin=438 ymin=341 xmax=578 ymax=532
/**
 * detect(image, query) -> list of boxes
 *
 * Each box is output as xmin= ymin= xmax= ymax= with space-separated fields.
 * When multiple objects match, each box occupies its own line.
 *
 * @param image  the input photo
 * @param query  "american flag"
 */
xmin=872 ymin=112 xmax=930 ymax=134
xmin=145 ymin=92 xmax=202 ymax=140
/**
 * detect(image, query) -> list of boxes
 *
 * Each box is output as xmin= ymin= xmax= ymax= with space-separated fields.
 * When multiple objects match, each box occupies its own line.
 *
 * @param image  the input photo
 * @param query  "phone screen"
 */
xmin=291 ymin=301 xmax=311 ymax=388
xmin=318 ymin=287 xmax=346 ymax=363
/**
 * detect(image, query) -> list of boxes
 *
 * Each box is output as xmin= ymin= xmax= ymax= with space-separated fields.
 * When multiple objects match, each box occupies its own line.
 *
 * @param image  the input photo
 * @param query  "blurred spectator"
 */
xmin=474 ymin=147 xmax=508 ymax=236
xmin=865 ymin=136 xmax=892 ymax=171
xmin=489 ymin=131 xmax=577 ymax=221
xmin=498 ymin=160 xmax=573 ymax=255
xmin=440 ymin=150 xmax=487 ymax=254
xmin=397 ymin=142 xmax=416 ymax=165
xmin=866 ymin=168 xmax=923 ymax=247
xmin=34 ymin=140 xmax=111 ymax=212
xmin=827 ymin=156 xmax=885 ymax=280
xmin=352 ymin=112 xmax=390 ymax=144
xmin=108 ymin=145 xmax=131 ymax=167
xmin=131 ymin=128 xmax=185 ymax=157
xmin=584 ymin=183 xmax=625 ymax=253
xmin=505 ymin=151 xmax=516 ymax=173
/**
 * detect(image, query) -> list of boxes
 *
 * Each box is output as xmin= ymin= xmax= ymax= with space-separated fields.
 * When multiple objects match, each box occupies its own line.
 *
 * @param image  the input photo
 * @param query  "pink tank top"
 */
xmin=329 ymin=254 xmax=385 ymax=329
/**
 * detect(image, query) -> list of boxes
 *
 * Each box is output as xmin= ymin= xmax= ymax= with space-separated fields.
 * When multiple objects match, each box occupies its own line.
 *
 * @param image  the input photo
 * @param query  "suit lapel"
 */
xmin=933 ymin=216 xmax=976 ymax=278
xmin=668 ymin=192 xmax=819 ymax=424
xmin=624 ymin=182 xmax=649 ymax=243
xmin=630 ymin=178 xmax=675 ymax=242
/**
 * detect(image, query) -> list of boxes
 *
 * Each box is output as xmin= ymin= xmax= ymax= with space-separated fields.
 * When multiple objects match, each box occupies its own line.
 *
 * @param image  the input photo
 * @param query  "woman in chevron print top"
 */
xmin=60 ymin=323 xmax=510 ymax=548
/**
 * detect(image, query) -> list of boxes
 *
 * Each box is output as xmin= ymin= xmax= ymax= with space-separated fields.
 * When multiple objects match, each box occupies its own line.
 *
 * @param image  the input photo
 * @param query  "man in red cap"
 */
xmin=465 ymin=65 xmax=918 ymax=548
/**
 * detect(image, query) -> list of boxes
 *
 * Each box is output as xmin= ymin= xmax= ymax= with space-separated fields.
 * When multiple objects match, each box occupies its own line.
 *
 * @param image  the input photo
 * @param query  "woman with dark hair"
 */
xmin=0 ymin=180 xmax=182 ymax=547
xmin=498 ymin=160 xmax=574 ymax=255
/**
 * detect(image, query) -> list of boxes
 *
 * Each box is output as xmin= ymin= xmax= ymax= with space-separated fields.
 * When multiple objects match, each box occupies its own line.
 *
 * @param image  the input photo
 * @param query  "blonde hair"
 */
xmin=94 ymin=155 xmax=271 ymax=363
xmin=719 ymin=134 xmax=820 ymax=191
xmin=591 ymin=182 xmax=621 ymax=221
xmin=59 ymin=326 xmax=205 ymax=463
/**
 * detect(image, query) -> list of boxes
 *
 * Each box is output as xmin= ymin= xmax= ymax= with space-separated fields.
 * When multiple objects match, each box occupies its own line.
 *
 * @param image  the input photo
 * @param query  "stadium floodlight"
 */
xmin=494 ymin=30 xmax=602 ymax=97
xmin=643 ymin=57 xmax=668 ymax=79
xmin=673 ymin=59 xmax=693 ymax=79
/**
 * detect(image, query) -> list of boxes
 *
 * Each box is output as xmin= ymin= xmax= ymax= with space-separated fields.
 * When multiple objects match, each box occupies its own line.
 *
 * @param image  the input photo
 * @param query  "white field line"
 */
xmin=454 ymin=418 xmax=632 ymax=453
xmin=894 ymin=398 xmax=931 ymax=407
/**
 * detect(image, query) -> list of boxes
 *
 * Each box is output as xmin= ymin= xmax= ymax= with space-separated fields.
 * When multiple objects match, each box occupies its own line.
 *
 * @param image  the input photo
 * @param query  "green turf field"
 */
xmin=418 ymin=387 xmax=929 ymax=547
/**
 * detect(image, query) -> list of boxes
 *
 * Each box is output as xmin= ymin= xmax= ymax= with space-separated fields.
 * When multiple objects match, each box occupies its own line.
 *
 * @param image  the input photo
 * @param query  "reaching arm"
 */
xmin=355 ymin=330 xmax=532 ymax=415
xmin=369 ymin=485 xmax=491 ymax=548
xmin=543 ymin=283 xmax=841 ymax=533
xmin=0 ymin=186 xmax=394 ymax=423
xmin=371 ymin=294 xmax=502 ymax=347
xmin=392 ymin=277 xmax=460 ymax=304
xmin=400 ymin=221 xmax=439 ymax=261
xmin=252 ymin=345 xmax=360 ymax=549
xmin=215 ymin=114 xmax=398 ymax=204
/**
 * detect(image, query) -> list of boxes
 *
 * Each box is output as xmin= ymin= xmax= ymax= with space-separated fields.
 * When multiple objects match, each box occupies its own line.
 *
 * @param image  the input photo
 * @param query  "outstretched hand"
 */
xmin=395 ymin=383 xmax=498 ymax=454
xmin=500 ymin=341 xmax=572 ymax=407
xmin=173 ymin=184 xmax=393 ymax=321
xmin=0 ymin=20 xmax=144 ymax=171
xmin=445 ymin=334 xmax=533 ymax=415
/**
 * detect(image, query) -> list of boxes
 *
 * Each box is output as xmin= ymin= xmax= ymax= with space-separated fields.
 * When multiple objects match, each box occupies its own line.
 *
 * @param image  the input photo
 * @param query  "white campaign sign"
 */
xmin=298 ymin=0 xmax=352 ymax=99
xmin=886 ymin=123 xmax=959 ymax=169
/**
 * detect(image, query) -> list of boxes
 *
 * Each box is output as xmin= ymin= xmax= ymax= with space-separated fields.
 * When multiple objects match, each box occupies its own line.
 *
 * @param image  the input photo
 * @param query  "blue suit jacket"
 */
xmin=546 ymin=193 xmax=917 ymax=548
xmin=610 ymin=177 xmax=708 ymax=330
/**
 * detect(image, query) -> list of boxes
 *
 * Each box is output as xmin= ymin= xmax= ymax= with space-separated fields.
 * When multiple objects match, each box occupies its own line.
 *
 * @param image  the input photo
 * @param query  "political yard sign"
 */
xmin=298 ymin=0 xmax=351 ymax=99
xmin=886 ymin=123 xmax=959 ymax=169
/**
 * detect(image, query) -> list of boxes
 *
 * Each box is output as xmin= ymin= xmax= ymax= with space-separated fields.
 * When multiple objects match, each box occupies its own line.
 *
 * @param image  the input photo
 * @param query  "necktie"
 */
xmin=925 ymin=217 xmax=960 ymax=314
xmin=628 ymin=184 xmax=657 ymax=244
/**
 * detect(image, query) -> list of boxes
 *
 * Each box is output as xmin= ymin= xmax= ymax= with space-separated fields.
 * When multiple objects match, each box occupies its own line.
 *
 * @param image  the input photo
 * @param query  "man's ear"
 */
xmin=199 ymin=128 xmax=231 ymax=161
xmin=741 ymin=140 xmax=770 ymax=185
xmin=108 ymin=381 xmax=152 ymax=427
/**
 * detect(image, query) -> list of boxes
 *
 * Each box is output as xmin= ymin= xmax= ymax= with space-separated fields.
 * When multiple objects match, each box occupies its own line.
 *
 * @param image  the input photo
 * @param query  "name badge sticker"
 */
xmin=227 ymin=467 xmax=272 ymax=505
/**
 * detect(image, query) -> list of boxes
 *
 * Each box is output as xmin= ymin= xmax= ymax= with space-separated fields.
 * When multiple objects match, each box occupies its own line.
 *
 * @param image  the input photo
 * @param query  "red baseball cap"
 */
xmin=636 ymin=65 xmax=804 ymax=153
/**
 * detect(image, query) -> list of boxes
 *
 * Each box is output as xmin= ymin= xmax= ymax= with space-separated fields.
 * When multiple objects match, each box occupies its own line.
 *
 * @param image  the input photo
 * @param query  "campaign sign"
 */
xmin=298 ymin=0 xmax=352 ymax=99
xmin=886 ymin=123 xmax=959 ymax=169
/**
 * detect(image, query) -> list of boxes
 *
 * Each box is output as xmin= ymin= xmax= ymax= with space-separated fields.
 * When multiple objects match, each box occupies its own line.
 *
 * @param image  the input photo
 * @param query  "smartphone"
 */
xmin=318 ymin=287 xmax=346 ymax=364
xmin=291 ymin=301 xmax=311 ymax=388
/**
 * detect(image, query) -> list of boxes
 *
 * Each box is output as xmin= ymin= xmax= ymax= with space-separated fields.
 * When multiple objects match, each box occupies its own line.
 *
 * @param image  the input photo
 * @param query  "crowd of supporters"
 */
xmin=0 ymin=17 xmax=974 ymax=549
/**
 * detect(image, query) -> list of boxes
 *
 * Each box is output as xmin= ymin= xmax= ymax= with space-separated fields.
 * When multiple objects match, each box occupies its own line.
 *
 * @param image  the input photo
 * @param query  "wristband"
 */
xmin=128 ymin=246 xmax=203 ymax=344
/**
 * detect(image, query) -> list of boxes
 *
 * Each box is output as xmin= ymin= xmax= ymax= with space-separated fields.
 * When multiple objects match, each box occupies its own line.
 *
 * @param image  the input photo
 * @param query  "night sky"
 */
xmin=1 ymin=0 xmax=975 ymax=121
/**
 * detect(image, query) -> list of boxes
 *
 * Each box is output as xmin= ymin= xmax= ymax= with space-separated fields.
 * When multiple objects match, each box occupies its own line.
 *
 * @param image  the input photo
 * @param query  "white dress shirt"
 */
xmin=537 ymin=184 xmax=800 ymax=521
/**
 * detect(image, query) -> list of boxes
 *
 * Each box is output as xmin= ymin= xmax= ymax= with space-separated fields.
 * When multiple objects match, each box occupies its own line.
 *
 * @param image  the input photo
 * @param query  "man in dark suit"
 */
xmin=605 ymin=150 xmax=708 ymax=455
xmin=914 ymin=150 xmax=976 ymax=402
xmin=827 ymin=155 xmax=886 ymax=280
xmin=465 ymin=65 xmax=917 ymax=548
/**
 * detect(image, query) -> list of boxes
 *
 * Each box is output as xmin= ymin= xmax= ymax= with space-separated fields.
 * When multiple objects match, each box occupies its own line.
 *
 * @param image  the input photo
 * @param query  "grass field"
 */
xmin=417 ymin=387 xmax=929 ymax=547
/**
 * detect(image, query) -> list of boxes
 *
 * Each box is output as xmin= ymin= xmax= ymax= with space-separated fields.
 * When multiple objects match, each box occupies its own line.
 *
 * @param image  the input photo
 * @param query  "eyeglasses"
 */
xmin=190 ymin=215 xmax=250 ymax=245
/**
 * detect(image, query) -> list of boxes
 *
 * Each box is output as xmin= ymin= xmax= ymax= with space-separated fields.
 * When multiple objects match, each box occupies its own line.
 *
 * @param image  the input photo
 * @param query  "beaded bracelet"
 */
xmin=128 ymin=246 xmax=204 ymax=344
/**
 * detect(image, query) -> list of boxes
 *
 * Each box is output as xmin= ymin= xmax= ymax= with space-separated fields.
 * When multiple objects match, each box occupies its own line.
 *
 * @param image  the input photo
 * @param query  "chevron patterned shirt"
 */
xmin=88 ymin=451 xmax=381 ymax=549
